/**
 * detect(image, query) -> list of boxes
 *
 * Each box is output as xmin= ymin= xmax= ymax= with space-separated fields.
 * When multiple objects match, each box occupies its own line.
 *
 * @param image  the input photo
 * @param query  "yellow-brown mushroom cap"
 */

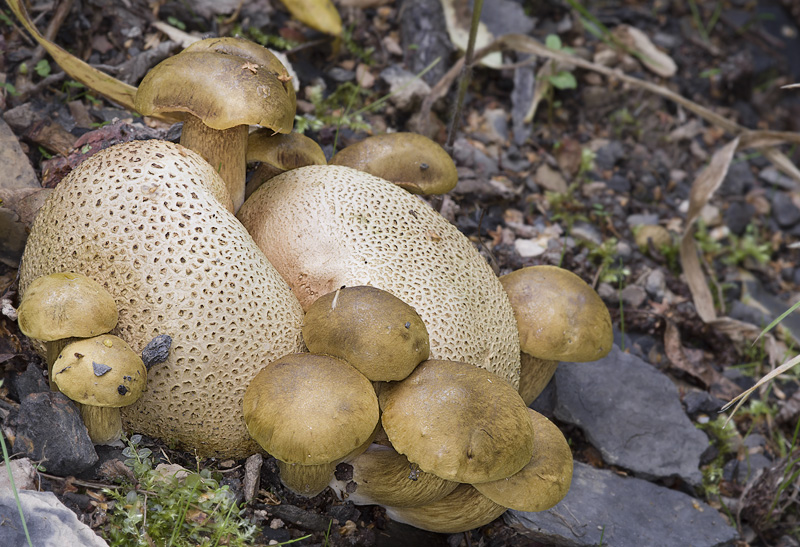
xmin=379 ymin=359 xmax=534 ymax=484
xmin=473 ymin=408 xmax=573 ymax=511
xmin=302 ymin=286 xmax=430 ymax=381
xmin=247 ymin=130 xmax=327 ymax=170
xmin=53 ymin=334 xmax=147 ymax=407
xmin=243 ymin=353 xmax=379 ymax=465
xmin=17 ymin=272 xmax=118 ymax=341
xmin=500 ymin=265 xmax=613 ymax=362
xmin=329 ymin=133 xmax=458 ymax=195
xmin=135 ymin=37 xmax=296 ymax=132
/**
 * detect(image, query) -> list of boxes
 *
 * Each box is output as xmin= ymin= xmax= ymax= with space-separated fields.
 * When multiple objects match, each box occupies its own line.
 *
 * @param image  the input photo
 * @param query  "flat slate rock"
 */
xmin=505 ymin=462 xmax=739 ymax=547
xmin=0 ymin=490 xmax=108 ymax=546
xmin=552 ymin=345 xmax=708 ymax=485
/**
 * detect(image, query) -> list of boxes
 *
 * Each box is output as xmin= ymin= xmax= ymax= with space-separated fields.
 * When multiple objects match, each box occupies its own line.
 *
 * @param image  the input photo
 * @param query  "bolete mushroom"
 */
xmin=329 ymin=132 xmax=458 ymax=195
xmin=302 ymin=285 xmax=430 ymax=381
xmin=52 ymin=334 xmax=147 ymax=444
xmin=20 ymin=139 xmax=305 ymax=458
xmin=500 ymin=265 xmax=613 ymax=405
xmin=330 ymin=442 xmax=458 ymax=507
xmin=237 ymin=165 xmax=521 ymax=388
xmin=244 ymin=129 xmax=327 ymax=200
xmin=243 ymin=353 xmax=379 ymax=496
xmin=473 ymin=408 xmax=573 ymax=511
xmin=17 ymin=272 xmax=118 ymax=389
xmin=135 ymin=37 xmax=296 ymax=212
xmin=378 ymin=359 xmax=534 ymax=484
xmin=384 ymin=484 xmax=507 ymax=534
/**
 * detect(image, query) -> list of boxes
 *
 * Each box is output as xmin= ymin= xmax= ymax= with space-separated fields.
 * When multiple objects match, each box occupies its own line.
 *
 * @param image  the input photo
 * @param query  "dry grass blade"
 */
xmin=6 ymin=0 xmax=137 ymax=110
xmin=679 ymin=138 xmax=739 ymax=323
xmin=722 ymin=353 xmax=800 ymax=417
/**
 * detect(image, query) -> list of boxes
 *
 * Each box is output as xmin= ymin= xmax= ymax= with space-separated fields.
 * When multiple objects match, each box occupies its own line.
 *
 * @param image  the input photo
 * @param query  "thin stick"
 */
xmin=446 ymin=0 xmax=485 ymax=151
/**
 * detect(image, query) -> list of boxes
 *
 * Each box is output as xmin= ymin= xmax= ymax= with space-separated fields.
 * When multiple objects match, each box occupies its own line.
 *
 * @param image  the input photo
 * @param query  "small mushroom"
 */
xmin=378 ymin=359 xmax=533 ymax=484
xmin=384 ymin=484 xmax=507 ymax=534
xmin=52 ymin=334 xmax=147 ymax=444
xmin=17 ymin=272 xmax=118 ymax=390
xmin=500 ymin=265 xmax=613 ymax=405
xmin=244 ymin=130 xmax=327 ymax=200
xmin=329 ymin=133 xmax=458 ymax=195
xmin=302 ymin=286 xmax=430 ymax=381
xmin=135 ymin=37 xmax=296 ymax=212
xmin=243 ymin=353 xmax=379 ymax=496
xmin=473 ymin=408 xmax=572 ymax=511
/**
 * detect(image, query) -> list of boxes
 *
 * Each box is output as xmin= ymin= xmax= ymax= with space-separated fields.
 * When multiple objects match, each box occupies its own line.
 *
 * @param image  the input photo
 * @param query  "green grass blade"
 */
xmin=0 ymin=382 xmax=33 ymax=547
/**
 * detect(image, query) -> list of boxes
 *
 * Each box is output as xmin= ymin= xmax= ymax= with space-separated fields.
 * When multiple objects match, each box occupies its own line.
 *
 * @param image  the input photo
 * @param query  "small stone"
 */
xmin=682 ymin=391 xmax=725 ymax=418
xmin=570 ymin=222 xmax=603 ymax=246
xmin=328 ymin=67 xmax=355 ymax=82
xmin=759 ymin=166 xmax=797 ymax=190
xmin=594 ymin=140 xmax=626 ymax=170
xmin=12 ymin=392 xmax=98 ymax=476
xmin=645 ymin=269 xmax=667 ymax=301
xmin=535 ymin=163 xmax=568 ymax=193
xmin=380 ymin=65 xmax=432 ymax=111
xmin=621 ymin=285 xmax=647 ymax=308
xmin=11 ymin=362 xmax=49 ymax=401
xmin=0 ymin=491 xmax=109 ymax=546
xmin=626 ymin=213 xmax=660 ymax=228
xmin=605 ymin=173 xmax=631 ymax=192
xmin=635 ymin=225 xmax=671 ymax=252
xmin=724 ymin=201 xmax=755 ymax=235
xmin=141 ymin=334 xmax=172 ymax=369
xmin=721 ymin=161 xmax=756 ymax=196
xmin=771 ymin=192 xmax=800 ymax=228
xmin=514 ymin=238 xmax=546 ymax=258
xmin=0 ymin=458 xmax=37 ymax=491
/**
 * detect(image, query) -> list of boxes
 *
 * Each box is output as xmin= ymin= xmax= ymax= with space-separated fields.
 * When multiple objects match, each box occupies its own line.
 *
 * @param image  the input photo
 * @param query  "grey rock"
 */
xmin=771 ymin=192 xmax=800 ymax=228
xmin=12 ymin=392 xmax=98 ymax=477
xmin=0 ymin=490 xmax=108 ymax=546
xmin=683 ymin=391 xmax=725 ymax=419
xmin=479 ymin=0 xmax=536 ymax=36
xmin=645 ymin=269 xmax=667 ymax=301
xmin=596 ymin=282 xmax=617 ymax=304
xmin=141 ymin=334 xmax=172 ymax=369
xmin=724 ymin=201 xmax=755 ymax=236
xmin=626 ymin=213 xmax=660 ymax=228
xmin=511 ymin=64 xmax=536 ymax=146
xmin=0 ymin=458 xmax=37 ymax=492
xmin=11 ymin=362 xmax=49 ymax=401
xmin=620 ymin=285 xmax=647 ymax=308
xmin=0 ymin=117 xmax=40 ymax=191
xmin=759 ymin=166 xmax=797 ymax=190
xmin=570 ymin=222 xmax=603 ymax=246
xmin=0 ymin=207 xmax=29 ymax=267
xmin=553 ymin=346 xmax=709 ymax=485
xmin=476 ymin=108 xmax=509 ymax=145
xmin=380 ymin=65 xmax=432 ymax=111
xmin=505 ymin=462 xmax=739 ymax=547
xmin=400 ymin=0 xmax=453 ymax=87
xmin=328 ymin=67 xmax=355 ymax=82
xmin=615 ymin=240 xmax=633 ymax=261
xmin=3 ymin=103 xmax=38 ymax=132
xmin=594 ymin=141 xmax=626 ymax=170
xmin=606 ymin=173 xmax=631 ymax=192
xmin=721 ymin=161 xmax=756 ymax=196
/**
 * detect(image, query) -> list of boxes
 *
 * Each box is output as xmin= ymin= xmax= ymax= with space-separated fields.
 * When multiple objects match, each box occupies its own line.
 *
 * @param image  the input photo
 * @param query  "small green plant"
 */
xmin=231 ymin=25 xmax=298 ymax=51
xmin=34 ymin=59 xmax=51 ymax=78
xmin=587 ymin=238 xmax=630 ymax=284
xmin=544 ymin=35 xmax=577 ymax=91
xmin=297 ymin=81 xmax=374 ymax=136
xmin=103 ymin=435 xmax=257 ymax=547
xmin=687 ymin=0 xmax=722 ymax=44
xmin=721 ymin=224 xmax=771 ymax=267
xmin=697 ymin=416 xmax=738 ymax=496
xmin=341 ymin=25 xmax=375 ymax=66
xmin=166 ymin=15 xmax=186 ymax=31
xmin=1 ymin=81 xmax=19 ymax=96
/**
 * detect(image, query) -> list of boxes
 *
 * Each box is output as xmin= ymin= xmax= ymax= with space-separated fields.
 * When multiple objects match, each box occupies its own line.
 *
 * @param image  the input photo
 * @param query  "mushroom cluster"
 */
xmin=15 ymin=35 xmax=616 ymax=532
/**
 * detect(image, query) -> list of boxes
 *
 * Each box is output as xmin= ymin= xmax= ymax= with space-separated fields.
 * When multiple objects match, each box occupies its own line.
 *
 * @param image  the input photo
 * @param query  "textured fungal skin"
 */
xmin=19 ymin=140 xmax=305 ymax=457
xmin=237 ymin=165 xmax=520 ymax=387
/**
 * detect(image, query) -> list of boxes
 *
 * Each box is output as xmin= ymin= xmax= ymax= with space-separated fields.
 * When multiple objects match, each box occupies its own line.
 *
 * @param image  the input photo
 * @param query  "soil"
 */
xmin=1 ymin=0 xmax=800 ymax=546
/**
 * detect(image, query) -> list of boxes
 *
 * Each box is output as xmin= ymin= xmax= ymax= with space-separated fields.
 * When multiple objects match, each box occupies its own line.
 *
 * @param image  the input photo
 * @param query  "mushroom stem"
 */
xmin=180 ymin=116 xmax=248 ymax=212
xmin=45 ymin=338 xmax=77 ymax=392
xmin=518 ymin=354 xmax=559 ymax=406
xmin=79 ymin=404 xmax=123 ymax=445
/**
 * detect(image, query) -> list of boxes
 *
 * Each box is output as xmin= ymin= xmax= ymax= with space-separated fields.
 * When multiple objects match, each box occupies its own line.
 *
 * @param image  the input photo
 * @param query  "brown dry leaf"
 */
xmin=278 ymin=0 xmax=343 ymax=36
xmin=679 ymin=138 xmax=739 ymax=323
xmin=523 ymin=59 xmax=555 ymax=123
xmin=440 ymin=0 xmax=503 ymax=68
xmin=612 ymin=25 xmax=677 ymax=78
xmin=663 ymin=320 xmax=714 ymax=387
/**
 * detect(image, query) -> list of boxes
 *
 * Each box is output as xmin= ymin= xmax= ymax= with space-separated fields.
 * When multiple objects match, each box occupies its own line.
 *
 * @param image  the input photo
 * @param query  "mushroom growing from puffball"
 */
xmin=473 ymin=408 xmax=573 ymax=511
xmin=500 ymin=265 xmax=614 ymax=405
xmin=244 ymin=129 xmax=327 ymax=200
xmin=17 ymin=272 xmax=118 ymax=390
xmin=52 ymin=334 xmax=147 ymax=444
xmin=236 ymin=164 xmax=521 ymax=388
xmin=302 ymin=285 xmax=430 ymax=381
xmin=19 ymin=139 xmax=305 ymax=458
xmin=330 ymin=442 xmax=458 ymax=507
xmin=329 ymin=132 xmax=458 ymax=195
xmin=378 ymin=359 xmax=534 ymax=484
xmin=135 ymin=37 xmax=296 ymax=212
xmin=243 ymin=353 xmax=379 ymax=496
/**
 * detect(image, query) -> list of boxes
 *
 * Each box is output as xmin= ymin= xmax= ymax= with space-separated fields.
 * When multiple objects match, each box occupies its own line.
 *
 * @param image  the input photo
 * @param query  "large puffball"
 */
xmin=237 ymin=165 xmax=520 ymax=387
xmin=19 ymin=140 xmax=305 ymax=458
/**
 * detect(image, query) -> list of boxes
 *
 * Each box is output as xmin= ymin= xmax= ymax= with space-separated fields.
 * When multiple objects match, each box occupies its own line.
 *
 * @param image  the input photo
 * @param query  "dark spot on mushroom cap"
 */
xmin=118 ymin=385 xmax=129 ymax=396
xmin=93 ymin=362 xmax=112 ymax=376
xmin=420 ymin=163 xmax=429 ymax=170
